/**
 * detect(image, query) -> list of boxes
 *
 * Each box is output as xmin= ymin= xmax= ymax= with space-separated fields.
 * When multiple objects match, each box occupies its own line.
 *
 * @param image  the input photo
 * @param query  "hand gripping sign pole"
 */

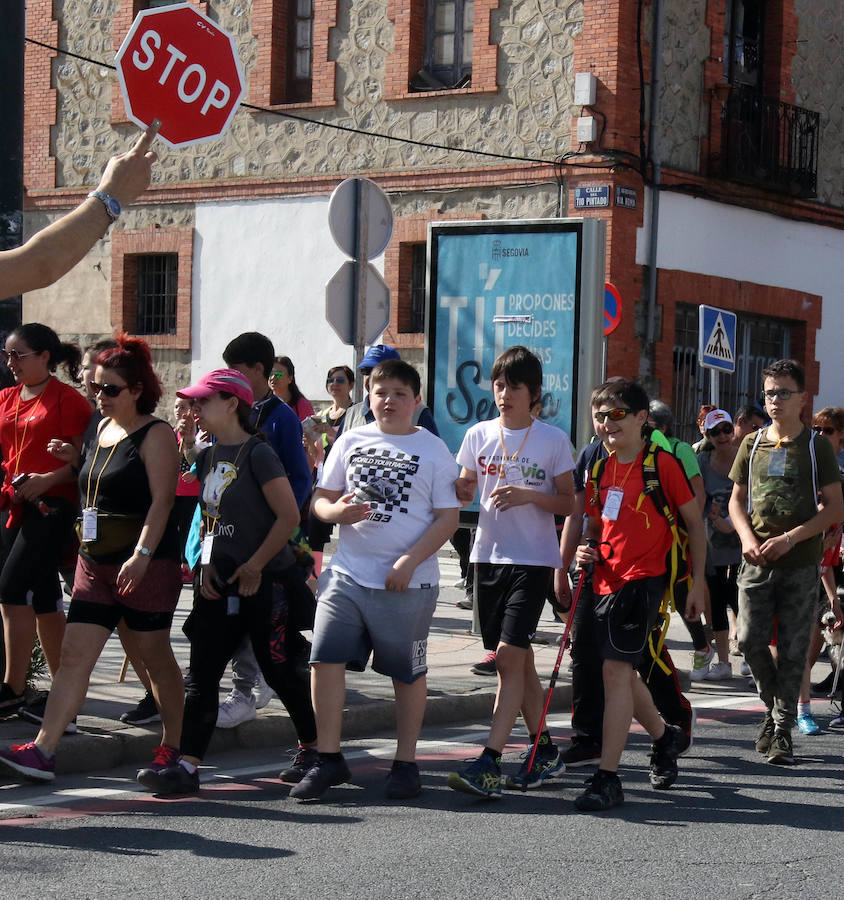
xmin=521 ymin=549 xmax=594 ymax=790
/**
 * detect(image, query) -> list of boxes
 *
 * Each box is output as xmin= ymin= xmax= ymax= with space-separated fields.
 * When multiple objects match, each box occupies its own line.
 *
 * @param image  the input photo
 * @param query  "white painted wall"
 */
xmin=192 ymin=196 xmax=386 ymax=404
xmin=637 ymin=190 xmax=844 ymax=406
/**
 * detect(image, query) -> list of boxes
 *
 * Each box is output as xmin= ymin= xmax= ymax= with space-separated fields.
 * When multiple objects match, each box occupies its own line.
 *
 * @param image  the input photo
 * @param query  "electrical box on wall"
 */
xmin=574 ymin=72 xmax=597 ymax=106
xmin=577 ymin=116 xmax=598 ymax=143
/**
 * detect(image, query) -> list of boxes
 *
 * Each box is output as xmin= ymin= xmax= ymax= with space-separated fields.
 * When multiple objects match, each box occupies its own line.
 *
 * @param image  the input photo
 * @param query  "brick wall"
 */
xmin=23 ymin=0 xmax=58 ymax=191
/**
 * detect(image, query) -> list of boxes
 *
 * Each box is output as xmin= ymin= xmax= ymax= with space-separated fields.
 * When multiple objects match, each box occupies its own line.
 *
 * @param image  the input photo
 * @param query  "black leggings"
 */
xmin=180 ymin=573 xmax=316 ymax=760
xmin=704 ymin=565 xmax=739 ymax=633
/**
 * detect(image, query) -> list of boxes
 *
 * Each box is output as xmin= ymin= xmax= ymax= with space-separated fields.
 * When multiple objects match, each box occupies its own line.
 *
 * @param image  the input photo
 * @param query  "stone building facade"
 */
xmin=20 ymin=0 xmax=844 ymax=432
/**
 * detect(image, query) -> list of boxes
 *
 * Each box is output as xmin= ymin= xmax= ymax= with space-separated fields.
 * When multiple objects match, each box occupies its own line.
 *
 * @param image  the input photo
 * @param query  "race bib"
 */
xmin=201 ymin=533 xmax=214 ymax=565
xmin=602 ymin=488 xmax=624 ymax=521
xmin=81 ymin=507 xmax=98 ymax=542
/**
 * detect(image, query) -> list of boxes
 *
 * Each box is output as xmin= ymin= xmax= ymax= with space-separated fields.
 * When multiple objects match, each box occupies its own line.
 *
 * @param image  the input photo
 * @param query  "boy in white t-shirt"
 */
xmin=290 ymin=359 xmax=460 ymax=802
xmin=447 ymin=346 xmax=575 ymax=798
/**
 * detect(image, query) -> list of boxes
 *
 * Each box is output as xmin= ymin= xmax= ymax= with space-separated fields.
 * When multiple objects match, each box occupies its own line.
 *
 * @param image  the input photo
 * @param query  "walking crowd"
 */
xmin=0 ymin=131 xmax=842 ymax=813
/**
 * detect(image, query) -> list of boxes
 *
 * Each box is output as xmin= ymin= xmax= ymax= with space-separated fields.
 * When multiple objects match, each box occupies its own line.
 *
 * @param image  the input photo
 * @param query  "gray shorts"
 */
xmin=310 ymin=569 xmax=438 ymax=684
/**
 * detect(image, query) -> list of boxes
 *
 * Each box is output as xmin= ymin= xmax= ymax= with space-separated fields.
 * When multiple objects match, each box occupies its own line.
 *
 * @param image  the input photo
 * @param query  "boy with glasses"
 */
xmin=729 ymin=359 xmax=843 ymax=764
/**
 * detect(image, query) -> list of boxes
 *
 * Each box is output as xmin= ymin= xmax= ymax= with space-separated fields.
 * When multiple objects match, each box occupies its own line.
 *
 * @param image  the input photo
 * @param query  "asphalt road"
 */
xmin=2 ymin=685 xmax=842 ymax=900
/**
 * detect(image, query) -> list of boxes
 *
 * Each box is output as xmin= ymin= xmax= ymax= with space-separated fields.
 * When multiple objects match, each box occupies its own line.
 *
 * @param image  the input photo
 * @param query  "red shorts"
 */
xmin=71 ymin=553 xmax=181 ymax=613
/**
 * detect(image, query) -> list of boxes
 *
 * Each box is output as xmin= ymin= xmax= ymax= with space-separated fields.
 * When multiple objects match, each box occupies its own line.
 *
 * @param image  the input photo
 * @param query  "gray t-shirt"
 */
xmin=697 ymin=449 xmax=741 ymax=568
xmin=196 ymin=437 xmax=294 ymax=577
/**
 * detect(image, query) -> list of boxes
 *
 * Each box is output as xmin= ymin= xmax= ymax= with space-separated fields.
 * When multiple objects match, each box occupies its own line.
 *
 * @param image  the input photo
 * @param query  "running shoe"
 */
xmin=452 ymin=577 xmax=466 ymax=590
xmin=797 ymin=713 xmax=821 ymax=735
xmin=559 ymin=742 xmax=602 ymax=768
xmin=703 ymin=660 xmax=733 ymax=681
xmin=136 ymin=744 xmax=180 ymax=789
xmin=470 ymin=652 xmax=497 ymax=676
xmin=289 ymin=754 xmax=352 ymax=801
xmin=505 ymin=739 xmax=565 ymax=790
xmin=767 ymin=729 xmax=795 ymax=765
xmin=455 ymin=596 xmax=473 ymax=610
xmin=140 ymin=763 xmax=200 ymax=794
xmin=216 ymin=689 xmax=257 ymax=728
xmin=689 ymin=647 xmax=714 ymax=682
xmin=386 ymin=760 xmax=421 ymax=799
xmin=447 ymin=754 xmax=502 ymax=799
xmin=574 ymin=770 xmax=624 ymax=812
xmin=18 ymin=697 xmax=77 ymax=734
xmin=648 ymin=724 xmax=686 ymax=790
xmin=755 ymin=714 xmax=775 ymax=754
xmin=828 ymin=712 xmax=844 ymax=730
xmin=252 ymin=672 xmax=275 ymax=710
xmin=119 ymin=690 xmax=161 ymax=725
xmin=0 ymin=742 xmax=55 ymax=783
xmin=279 ymin=746 xmax=319 ymax=783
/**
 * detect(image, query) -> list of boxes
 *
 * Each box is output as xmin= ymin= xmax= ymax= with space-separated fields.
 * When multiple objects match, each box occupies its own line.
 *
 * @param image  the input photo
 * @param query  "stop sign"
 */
xmin=115 ymin=3 xmax=245 ymax=148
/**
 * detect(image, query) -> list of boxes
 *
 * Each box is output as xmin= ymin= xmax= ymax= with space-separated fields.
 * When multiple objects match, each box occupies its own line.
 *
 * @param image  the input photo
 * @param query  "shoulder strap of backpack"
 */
xmin=745 ymin=427 xmax=766 ymax=514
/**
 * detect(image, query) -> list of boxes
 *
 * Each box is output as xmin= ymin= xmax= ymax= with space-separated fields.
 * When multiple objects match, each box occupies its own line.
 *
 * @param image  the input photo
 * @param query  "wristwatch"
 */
xmin=87 ymin=190 xmax=121 ymax=221
xmin=135 ymin=545 xmax=152 ymax=557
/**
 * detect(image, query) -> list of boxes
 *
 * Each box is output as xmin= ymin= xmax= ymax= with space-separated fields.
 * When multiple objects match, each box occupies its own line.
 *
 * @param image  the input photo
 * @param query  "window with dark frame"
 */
xmin=136 ymin=253 xmax=178 ymax=335
xmin=288 ymin=0 xmax=314 ymax=103
xmin=408 ymin=243 xmax=427 ymax=333
xmin=415 ymin=0 xmax=474 ymax=91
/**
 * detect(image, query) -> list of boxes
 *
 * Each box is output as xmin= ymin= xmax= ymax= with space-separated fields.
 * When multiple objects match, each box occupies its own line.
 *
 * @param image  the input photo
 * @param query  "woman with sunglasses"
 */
xmin=268 ymin=356 xmax=314 ymax=421
xmin=696 ymin=409 xmax=742 ymax=681
xmin=137 ymin=369 xmax=316 ymax=794
xmin=305 ymin=366 xmax=355 ymax=575
xmin=0 ymin=324 xmax=91 ymax=721
xmin=0 ymin=335 xmax=184 ymax=783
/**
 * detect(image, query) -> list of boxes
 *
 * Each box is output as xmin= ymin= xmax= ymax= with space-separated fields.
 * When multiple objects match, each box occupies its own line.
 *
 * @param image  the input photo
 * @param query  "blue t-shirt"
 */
xmin=251 ymin=394 xmax=311 ymax=509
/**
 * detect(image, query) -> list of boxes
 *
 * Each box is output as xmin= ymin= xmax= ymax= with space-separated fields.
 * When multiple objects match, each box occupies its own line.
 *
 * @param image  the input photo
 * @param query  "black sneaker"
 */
xmin=120 ymin=690 xmax=161 ymax=726
xmin=0 ymin=683 xmax=26 ymax=716
xmin=767 ymin=729 xmax=795 ymax=765
xmin=505 ymin=740 xmax=565 ymax=790
xmin=755 ymin=714 xmax=775 ymax=755
xmin=470 ymin=652 xmax=497 ymax=676
xmin=18 ymin=696 xmax=77 ymax=735
xmin=648 ymin=724 xmax=686 ymax=790
xmin=574 ymin=770 xmax=624 ymax=812
xmin=560 ymin=742 xmax=602 ymax=768
xmin=386 ymin=760 xmax=421 ymax=799
xmin=288 ymin=754 xmax=351 ymax=801
xmin=279 ymin=746 xmax=319 ymax=784
xmin=139 ymin=762 xmax=200 ymax=794
xmin=811 ymin=672 xmax=834 ymax=696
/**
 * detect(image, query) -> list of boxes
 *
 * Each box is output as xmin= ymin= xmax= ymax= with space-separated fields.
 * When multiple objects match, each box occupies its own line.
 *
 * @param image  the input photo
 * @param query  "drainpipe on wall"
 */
xmin=641 ymin=0 xmax=664 ymax=385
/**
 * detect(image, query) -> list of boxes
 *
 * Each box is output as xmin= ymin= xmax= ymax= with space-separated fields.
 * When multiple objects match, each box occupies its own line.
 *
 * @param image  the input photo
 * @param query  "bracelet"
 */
xmin=783 ymin=531 xmax=793 ymax=547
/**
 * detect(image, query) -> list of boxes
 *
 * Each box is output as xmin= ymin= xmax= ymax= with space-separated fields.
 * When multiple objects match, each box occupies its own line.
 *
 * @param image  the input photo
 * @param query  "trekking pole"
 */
xmin=522 ymin=552 xmax=593 ymax=790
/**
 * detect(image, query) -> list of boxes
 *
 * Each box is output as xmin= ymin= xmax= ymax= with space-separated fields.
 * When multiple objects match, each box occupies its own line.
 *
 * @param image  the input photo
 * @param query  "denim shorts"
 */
xmin=310 ymin=569 xmax=438 ymax=684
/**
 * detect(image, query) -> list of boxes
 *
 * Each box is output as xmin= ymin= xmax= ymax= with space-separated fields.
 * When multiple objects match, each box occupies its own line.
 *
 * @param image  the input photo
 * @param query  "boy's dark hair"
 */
xmin=591 ymin=378 xmax=650 ymax=414
xmin=490 ymin=346 xmax=542 ymax=400
xmin=762 ymin=358 xmax=804 ymax=391
xmin=735 ymin=403 xmax=763 ymax=422
xmin=223 ymin=332 xmax=274 ymax=380
xmin=369 ymin=358 xmax=421 ymax=396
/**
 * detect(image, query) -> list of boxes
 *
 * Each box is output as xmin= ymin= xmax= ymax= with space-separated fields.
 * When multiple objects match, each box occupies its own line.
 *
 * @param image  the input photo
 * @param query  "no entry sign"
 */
xmin=115 ymin=3 xmax=245 ymax=148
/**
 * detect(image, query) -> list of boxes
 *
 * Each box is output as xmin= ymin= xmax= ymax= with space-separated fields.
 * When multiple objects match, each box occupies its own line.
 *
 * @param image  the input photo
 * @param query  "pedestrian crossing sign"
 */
xmin=698 ymin=305 xmax=737 ymax=373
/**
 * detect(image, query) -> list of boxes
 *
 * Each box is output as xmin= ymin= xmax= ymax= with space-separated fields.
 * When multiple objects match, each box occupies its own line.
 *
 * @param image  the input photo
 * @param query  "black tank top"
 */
xmin=78 ymin=418 xmax=179 ymax=561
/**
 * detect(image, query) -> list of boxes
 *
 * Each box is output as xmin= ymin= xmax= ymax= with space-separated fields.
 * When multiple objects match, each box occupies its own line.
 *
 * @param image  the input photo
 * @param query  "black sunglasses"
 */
xmin=326 ymin=376 xmax=348 ymax=384
xmin=813 ymin=425 xmax=835 ymax=436
xmin=707 ymin=424 xmax=734 ymax=437
xmin=91 ymin=382 xmax=128 ymax=398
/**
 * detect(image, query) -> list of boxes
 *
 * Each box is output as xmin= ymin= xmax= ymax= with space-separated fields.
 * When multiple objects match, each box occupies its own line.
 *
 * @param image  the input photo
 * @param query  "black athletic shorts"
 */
xmin=476 ymin=563 xmax=553 ymax=651
xmin=593 ymin=575 xmax=665 ymax=663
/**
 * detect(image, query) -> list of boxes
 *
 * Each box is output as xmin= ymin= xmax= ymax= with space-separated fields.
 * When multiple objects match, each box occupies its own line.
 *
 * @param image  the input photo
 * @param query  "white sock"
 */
xmin=798 ymin=702 xmax=811 ymax=718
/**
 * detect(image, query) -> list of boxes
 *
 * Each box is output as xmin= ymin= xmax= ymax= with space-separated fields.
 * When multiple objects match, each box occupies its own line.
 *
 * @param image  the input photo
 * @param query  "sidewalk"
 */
xmin=0 ymin=550 xmax=697 ymax=777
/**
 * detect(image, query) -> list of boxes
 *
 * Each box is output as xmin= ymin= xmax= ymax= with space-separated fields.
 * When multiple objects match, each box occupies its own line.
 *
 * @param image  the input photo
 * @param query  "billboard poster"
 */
xmin=426 ymin=220 xmax=605 ymax=520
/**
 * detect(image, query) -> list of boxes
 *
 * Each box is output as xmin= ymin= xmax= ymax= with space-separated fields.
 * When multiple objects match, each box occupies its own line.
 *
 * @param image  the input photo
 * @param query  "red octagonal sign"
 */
xmin=116 ymin=2 xmax=245 ymax=148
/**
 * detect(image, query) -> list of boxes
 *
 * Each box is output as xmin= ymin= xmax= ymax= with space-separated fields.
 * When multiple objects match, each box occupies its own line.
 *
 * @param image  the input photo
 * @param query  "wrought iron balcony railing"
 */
xmin=719 ymin=83 xmax=820 ymax=199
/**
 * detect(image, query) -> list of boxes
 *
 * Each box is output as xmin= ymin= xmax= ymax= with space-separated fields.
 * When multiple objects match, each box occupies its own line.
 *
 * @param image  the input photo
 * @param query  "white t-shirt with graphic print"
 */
xmin=318 ymin=423 xmax=459 ymax=589
xmin=457 ymin=418 xmax=575 ymax=567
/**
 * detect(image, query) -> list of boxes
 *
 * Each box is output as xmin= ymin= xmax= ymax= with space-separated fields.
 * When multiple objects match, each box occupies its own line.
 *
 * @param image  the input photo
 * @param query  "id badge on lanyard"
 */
xmin=767 ymin=446 xmax=787 ymax=477
xmin=201 ymin=533 xmax=214 ymax=565
xmin=602 ymin=488 xmax=624 ymax=522
xmin=81 ymin=507 xmax=98 ymax=541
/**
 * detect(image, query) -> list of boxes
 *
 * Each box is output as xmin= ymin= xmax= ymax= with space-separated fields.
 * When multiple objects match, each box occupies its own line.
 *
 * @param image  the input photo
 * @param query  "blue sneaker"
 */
xmin=505 ymin=740 xmax=565 ymax=790
xmin=797 ymin=713 xmax=821 ymax=735
xmin=447 ymin=754 xmax=502 ymax=798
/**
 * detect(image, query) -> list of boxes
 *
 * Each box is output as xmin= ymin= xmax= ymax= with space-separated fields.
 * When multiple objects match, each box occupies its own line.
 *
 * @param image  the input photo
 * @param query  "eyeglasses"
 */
xmin=269 ymin=371 xmax=288 ymax=380
xmin=708 ymin=424 xmax=734 ymax=437
xmin=813 ymin=425 xmax=835 ymax=436
xmin=1 ymin=349 xmax=38 ymax=363
xmin=594 ymin=407 xmax=633 ymax=423
xmin=763 ymin=389 xmax=794 ymax=401
xmin=90 ymin=382 xmax=128 ymax=398
xmin=326 ymin=376 xmax=348 ymax=384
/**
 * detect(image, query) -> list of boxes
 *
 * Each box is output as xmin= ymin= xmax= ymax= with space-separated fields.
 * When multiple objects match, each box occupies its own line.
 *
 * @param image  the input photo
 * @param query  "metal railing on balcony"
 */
xmin=720 ymin=83 xmax=820 ymax=198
